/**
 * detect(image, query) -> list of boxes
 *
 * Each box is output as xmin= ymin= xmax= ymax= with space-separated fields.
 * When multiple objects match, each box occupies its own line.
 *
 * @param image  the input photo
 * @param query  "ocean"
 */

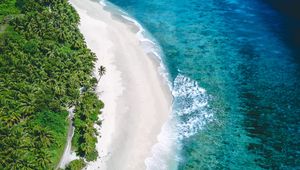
xmin=102 ymin=0 xmax=300 ymax=169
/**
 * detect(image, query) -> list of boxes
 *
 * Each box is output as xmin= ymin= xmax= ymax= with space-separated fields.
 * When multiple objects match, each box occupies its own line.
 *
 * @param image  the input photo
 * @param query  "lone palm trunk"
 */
xmin=98 ymin=65 xmax=106 ymax=81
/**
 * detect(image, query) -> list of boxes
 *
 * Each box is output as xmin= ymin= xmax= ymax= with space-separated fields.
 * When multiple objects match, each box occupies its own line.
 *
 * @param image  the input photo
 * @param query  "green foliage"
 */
xmin=15 ymin=0 xmax=46 ymax=13
xmin=0 ymin=0 xmax=103 ymax=169
xmin=65 ymin=159 xmax=86 ymax=170
xmin=0 ymin=0 xmax=19 ymax=19
xmin=73 ymin=92 xmax=104 ymax=161
xmin=32 ymin=111 xmax=69 ymax=164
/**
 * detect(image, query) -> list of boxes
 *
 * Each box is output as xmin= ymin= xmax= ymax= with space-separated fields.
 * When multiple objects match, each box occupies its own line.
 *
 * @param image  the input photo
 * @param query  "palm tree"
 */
xmin=98 ymin=65 xmax=106 ymax=81
xmin=35 ymin=150 xmax=52 ymax=169
xmin=32 ymin=127 xmax=54 ymax=147
xmin=18 ymin=93 xmax=36 ymax=116
xmin=1 ymin=112 xmax=21 ymax=127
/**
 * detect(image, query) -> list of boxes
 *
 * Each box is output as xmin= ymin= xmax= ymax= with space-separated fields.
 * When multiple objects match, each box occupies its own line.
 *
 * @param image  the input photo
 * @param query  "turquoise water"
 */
xmin=105 ymin=0 xmax=300 ymax=169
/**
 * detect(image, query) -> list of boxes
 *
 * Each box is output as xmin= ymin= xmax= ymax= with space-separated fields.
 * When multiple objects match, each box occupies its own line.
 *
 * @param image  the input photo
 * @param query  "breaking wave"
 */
xmin=172 ymin=74 xmax=214 ymax=139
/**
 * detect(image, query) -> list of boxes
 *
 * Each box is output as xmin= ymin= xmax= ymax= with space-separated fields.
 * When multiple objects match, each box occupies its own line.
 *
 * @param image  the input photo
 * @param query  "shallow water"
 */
xmin=105 ymin=0 xmax=300 ymax=169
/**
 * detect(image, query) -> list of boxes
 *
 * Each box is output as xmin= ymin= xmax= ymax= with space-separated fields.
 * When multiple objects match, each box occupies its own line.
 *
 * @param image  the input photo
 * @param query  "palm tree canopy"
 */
xmin=98 ymin=65 xmax=106 ymax=78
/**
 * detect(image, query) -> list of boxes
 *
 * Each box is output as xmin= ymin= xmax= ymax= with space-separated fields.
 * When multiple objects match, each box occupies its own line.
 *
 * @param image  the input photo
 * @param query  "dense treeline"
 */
xmin=0 ymin=0 xmax=103 ymax=169
xmin=73 ymin=92 xmax=103 ymax=161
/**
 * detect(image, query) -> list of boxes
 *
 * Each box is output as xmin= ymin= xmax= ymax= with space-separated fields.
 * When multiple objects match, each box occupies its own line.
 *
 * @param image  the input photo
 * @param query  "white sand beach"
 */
xmin=69 ymin=0 xmax=172 ymax=169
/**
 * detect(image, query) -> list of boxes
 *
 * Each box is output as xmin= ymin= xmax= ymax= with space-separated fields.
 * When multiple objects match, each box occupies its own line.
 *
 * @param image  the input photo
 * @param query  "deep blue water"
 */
xmin=106 ymin=0 xmax=300 ymax=169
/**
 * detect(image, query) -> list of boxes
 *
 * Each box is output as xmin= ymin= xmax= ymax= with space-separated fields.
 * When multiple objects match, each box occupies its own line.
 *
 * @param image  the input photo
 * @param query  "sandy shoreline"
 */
xmin=69 ymin=0 xmax=172 ymax=169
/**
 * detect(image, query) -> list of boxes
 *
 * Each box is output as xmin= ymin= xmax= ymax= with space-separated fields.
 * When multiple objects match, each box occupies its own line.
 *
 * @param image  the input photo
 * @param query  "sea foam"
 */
xmin=173 ymin=74 xmax=214 ymax=139
xmin=99 ymin=0 xmax=106 ymax=6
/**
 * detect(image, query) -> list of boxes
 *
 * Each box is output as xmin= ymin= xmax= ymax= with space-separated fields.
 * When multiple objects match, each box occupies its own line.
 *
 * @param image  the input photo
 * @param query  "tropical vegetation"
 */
xmin=65 ymin=159 xmax=86 ymax=170
xmin=0 ymin=0 xmax=104 ymax=169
